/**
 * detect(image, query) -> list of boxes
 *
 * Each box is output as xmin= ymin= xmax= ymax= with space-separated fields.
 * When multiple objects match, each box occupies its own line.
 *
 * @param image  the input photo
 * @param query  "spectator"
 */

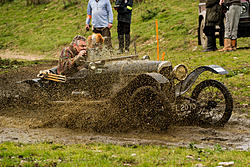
xmin=203 ymin=0 xmax=223 ymax=52
xmin=114 ymin=0 xmax=133 ymax=53
xmin=85 ymin=0 xmax=114 ymax=49
xmin=219 ymin=0 xmax=241 ymax=51
xmin=57 ymin=35 xmax=87 ymax=76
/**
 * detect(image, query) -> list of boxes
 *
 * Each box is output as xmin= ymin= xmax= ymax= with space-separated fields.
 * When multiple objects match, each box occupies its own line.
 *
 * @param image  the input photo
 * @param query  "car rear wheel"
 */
xmin=191 ymin=79 xmax=233 ymax=127
xmin=128 ymin=86 xmax=171 ymax=131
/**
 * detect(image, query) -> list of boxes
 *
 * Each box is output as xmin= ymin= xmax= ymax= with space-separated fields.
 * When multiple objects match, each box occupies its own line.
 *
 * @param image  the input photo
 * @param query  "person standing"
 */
xmin=114 ymin=0 xmax=133 ymax=53
xmin=203 ymin=0 xmax=223 ymax=52
xmin=219 ymin=0 xmax=241 ymax=51
xmin=85 ymin=0 xmax=114 ymax=49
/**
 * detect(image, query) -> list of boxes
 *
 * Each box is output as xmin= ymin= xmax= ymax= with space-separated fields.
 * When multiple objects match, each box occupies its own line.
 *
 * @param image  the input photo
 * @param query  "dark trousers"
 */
xmin=204 ymin=26 xmax=217 ymax=50
xmin=117 ymin=21 xmax=131 ymax=51
xmin=93 ymin=27 xmax=112 ymax=49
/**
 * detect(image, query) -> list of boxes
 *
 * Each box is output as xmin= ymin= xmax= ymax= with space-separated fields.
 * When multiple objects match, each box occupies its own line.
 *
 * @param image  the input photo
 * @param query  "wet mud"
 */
xmin=0 ymin=64 xmax=249 ymax=151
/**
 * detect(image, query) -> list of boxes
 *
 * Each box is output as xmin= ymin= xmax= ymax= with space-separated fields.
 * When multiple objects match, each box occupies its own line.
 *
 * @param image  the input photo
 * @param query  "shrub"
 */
xmin=0 ymin=0 xmax=14 ymax=5
xmin=26 ymin=0 xmax=51 ymax=6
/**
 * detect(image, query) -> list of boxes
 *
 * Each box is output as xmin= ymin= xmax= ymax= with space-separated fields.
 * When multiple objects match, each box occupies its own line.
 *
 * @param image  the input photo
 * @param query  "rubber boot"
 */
xmin=212 ymin=34 xmax=217 ymax=51
xmin=231 ymin=39 xmax=237 ymax=51
xmin=219 ymin=39 xmax=232 ymax=52
xmin=125 ymin=34 xmax=130 ymax=53
xmin=118 ymin=35 xmax=124 ymax=54
xmin=202 ymin=35 xmax=214 ymax=52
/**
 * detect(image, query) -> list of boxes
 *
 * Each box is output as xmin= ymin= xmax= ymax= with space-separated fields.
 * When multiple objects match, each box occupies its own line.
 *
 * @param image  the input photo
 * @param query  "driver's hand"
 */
xmin=79 ymin=50 xmax=87 ymax=57
xmin=219 ymin=0 xmax=224 ymax=5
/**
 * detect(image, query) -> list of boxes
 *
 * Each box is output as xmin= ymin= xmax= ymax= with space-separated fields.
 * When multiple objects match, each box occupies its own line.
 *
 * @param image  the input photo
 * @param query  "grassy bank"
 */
xmin=0 ymin=0 xmax=249 ymax=105
xmin=0 ymin=142 xmax=249 ymax=166
xmin=0 ymin=0 xmax=249 ymax=55
xmin=0 ymin=0 xmax=249 ymax=161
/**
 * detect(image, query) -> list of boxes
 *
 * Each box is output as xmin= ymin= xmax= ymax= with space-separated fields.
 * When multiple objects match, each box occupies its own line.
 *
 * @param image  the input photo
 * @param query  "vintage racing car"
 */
xmin=19 ymin=54 xmax=233 ymax=130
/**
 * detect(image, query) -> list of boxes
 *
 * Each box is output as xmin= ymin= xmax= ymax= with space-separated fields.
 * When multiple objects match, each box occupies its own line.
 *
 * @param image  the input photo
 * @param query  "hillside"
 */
xmin=0 ymin=1 xmax=250 ymax=163
xmin=0 ymin=0 xmax=248 ymax=56
xmin=0 ymin=0 xmax=249 ymax=105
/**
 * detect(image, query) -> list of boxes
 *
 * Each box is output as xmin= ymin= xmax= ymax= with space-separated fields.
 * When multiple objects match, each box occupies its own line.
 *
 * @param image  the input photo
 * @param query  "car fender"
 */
xmin=142 ymin=72 xmax=169 ymax=84
xmin=111 ymin=72 xmax=170 ymax=107
xmin=175 ymin=65 xmax=228 ymax=97
xmin=125 ymin=72 xmax=170 ymax=92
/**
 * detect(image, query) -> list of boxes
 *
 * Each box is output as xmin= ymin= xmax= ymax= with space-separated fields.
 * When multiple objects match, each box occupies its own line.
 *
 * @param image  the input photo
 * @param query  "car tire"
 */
xmin=128 ymin=86 xmax=171 ymax=131
xmin=191 ymin=79 xmax=233 ymax=127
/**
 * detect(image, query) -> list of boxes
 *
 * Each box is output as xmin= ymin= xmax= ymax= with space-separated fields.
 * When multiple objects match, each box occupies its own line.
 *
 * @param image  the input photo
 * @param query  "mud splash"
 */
xmin=0 ymin=63 xmax=249 ymax=151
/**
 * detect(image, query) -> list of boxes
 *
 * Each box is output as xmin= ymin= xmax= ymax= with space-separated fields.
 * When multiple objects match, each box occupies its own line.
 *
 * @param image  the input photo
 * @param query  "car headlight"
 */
xmin=241 ymin=5 xmax=247 ymax=14
xmin=172 ymin=64 xmax=188 ymax=81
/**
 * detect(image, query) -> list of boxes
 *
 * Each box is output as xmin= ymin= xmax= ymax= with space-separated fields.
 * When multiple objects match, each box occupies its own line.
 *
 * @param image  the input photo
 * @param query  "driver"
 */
xmin=57 ymin=35 xmax=88 ymax=76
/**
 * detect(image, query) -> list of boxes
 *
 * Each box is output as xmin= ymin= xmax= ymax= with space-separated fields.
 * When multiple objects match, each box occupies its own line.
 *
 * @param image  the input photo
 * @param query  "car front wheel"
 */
xmin=191 ymin=79 xmax=233 ymax=127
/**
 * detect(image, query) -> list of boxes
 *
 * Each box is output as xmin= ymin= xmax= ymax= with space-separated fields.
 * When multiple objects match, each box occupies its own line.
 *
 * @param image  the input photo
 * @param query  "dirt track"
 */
xmin=0 ymin=62 xmax=249 ymax=151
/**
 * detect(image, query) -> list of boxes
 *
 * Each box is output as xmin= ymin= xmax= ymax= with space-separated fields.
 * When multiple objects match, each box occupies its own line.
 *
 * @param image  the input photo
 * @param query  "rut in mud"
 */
xmin=0 ymin=63 xmax=249 ymax=151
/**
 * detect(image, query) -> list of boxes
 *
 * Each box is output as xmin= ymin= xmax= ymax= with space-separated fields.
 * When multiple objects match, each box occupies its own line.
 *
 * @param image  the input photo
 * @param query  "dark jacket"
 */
xmin=205 ymin=0 xmax=223 ymax=27
xmin=115 ymin=0 xmax=133 ymax=24
xmin=224 ymin=0 xmax=241 ymax=6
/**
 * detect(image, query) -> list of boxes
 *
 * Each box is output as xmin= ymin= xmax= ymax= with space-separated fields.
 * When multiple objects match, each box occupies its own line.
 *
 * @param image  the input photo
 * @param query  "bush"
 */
xmin=0 ymin=57 xmax=23 ymax=69
xmin=26 ymin=0 xmax=51 ymax=6
xmin=141 ymin=8 xmax=160 ymax=22
xmin=62 ymin=0 xmax=80 ymax=9
xmin=0 ymin=0 xmax=14 ymax=5
xmin=110 ymin=0 xmax=144 ymax=3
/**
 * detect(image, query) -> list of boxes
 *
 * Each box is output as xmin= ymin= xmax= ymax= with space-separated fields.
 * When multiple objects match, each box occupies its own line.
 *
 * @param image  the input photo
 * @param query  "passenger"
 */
xmin=87 ymin=33 xmax=106 ymax=61
xmin=203 ymin=0 xmax=223 ymax=52
xmin=85 ymin=0 xmax=113 ymax=49
xmin=57 ymin=35 xmax=87 ymax=76
xmin=219 ymin=0 xmax=241 ymax=51
xmin=87 ymin=33 xmax=104 ymax=49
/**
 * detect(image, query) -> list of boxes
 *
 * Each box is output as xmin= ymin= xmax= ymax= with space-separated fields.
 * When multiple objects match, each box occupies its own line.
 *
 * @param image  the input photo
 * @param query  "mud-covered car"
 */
xmin=198 ymin=0 xmax=250 ymax=48
xmin=19 ymin=54 xmax=233 ymax=130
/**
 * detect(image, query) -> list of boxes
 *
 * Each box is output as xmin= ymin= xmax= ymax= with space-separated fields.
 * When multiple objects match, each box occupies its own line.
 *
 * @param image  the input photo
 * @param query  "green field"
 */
xmin=0 ymin=142 xmax=249 ymax=166
xmin=0 ymin=0 xmax=249 ymax=105
xmin=0 ymin=0 xmax=249 ymax=166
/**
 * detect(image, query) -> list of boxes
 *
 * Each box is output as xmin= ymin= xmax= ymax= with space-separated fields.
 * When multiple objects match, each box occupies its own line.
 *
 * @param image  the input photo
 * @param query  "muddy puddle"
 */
xmin=0 ymin=63 xmax=249 ymax=151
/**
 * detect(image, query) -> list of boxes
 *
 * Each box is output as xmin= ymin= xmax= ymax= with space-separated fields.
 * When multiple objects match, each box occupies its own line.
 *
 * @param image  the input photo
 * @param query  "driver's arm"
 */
xmin=57 ymin=48 xmax=78 ymax=75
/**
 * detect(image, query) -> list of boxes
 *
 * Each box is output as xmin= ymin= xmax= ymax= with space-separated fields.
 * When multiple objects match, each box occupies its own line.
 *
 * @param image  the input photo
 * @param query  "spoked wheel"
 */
xmin=191 ymin=79 xmax=233 ymax=127
xmin=128 ymin=86 xmax=171 ymax=131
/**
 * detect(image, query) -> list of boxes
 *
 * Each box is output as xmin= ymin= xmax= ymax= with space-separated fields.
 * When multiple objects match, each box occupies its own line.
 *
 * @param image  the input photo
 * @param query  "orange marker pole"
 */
xmin=156 ymin=19 xmax=159 ymax=61
xmin=161 ymin=52 xmax=165 ymax=61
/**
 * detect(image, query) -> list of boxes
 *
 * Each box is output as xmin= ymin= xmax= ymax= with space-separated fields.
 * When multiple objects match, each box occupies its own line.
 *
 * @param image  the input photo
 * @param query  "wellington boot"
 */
xmin=203 ymin=35 xmax=217 ymax=52
xmin=118 ymin=35 xmax=124 ymax=53
xmin=231 ymin=39 xmax=237 ymax=51
xmin=219 ymin=39 xmax=232 ymax=52
xmin=125 ymin=34 xmax=130 ymax=52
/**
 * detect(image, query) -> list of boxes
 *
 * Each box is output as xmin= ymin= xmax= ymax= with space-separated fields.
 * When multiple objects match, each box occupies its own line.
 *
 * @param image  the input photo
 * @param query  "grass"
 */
xmin=0 ymin=142 xmax=249 ymax=166
xmin=0 ymin=0 xmax=249 ymax=117
xmin=0 ymin=0 xmax=249 ymax=116
xmin=0 ymin=0 xmax=249 ymax=164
